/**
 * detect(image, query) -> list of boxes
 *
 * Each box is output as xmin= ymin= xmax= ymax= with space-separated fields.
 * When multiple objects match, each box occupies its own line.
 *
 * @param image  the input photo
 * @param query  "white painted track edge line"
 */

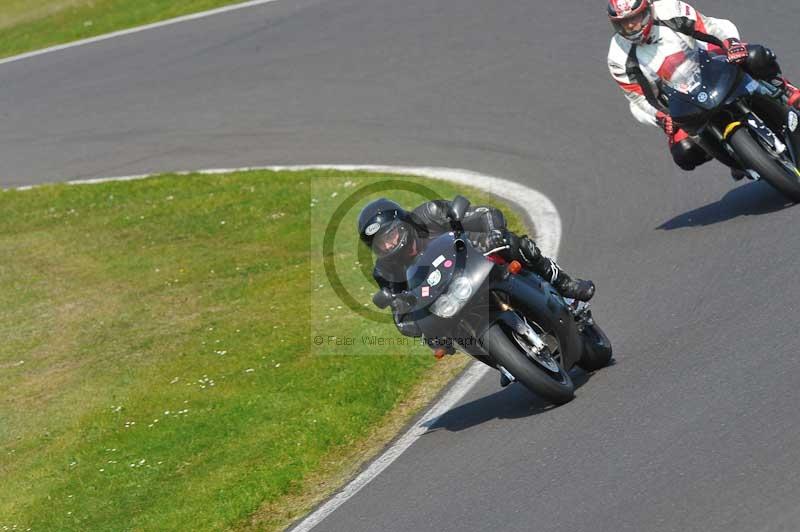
xmin=12 ymin=164 xmax=562 ymax=531
xmin=289 ymin=362 xmax=491 ymax=532
xmin=0 ymin=0 xmax=282 ymax=67
xmin=21 ymin=164 xmax=561 ymax=257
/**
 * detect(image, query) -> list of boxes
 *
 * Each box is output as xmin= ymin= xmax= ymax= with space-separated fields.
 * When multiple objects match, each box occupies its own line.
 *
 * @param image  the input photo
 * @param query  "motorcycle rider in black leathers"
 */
xmin=357 ymin=198 xmax=595 ymax=359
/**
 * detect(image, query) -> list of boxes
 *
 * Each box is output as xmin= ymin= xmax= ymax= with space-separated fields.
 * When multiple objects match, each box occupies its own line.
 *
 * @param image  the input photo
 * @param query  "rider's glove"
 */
xmin=723 ymin=38 xmax=749 ymax=64
xmin=390 ymin=291 xmax=415 ymax=315
xmin=391 ymin=293 xmax=423 ymax=337
xmin=655 ymin=111 xmax=675 ymax=137
xmin=477 ymin=229 xmax=511 ymax=252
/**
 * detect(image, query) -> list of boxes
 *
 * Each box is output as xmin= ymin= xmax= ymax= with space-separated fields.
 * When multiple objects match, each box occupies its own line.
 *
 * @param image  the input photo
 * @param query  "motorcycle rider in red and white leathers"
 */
xmin=607 ymin=0 xmax=800 ymax=178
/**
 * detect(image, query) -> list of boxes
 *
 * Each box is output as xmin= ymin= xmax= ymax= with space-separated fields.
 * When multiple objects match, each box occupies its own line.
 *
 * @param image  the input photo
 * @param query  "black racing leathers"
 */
xmin=371 ymin=199 xmax=593 ymax=343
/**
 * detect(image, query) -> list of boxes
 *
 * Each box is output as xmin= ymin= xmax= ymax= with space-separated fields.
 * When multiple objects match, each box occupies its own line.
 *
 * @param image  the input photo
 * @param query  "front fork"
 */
xmin=490 ymin=310 xmax=561 ymax=374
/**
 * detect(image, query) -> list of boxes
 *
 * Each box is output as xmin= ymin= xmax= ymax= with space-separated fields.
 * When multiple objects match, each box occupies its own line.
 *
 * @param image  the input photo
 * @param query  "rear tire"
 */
xmin=728 ymin=127 xmax=800 ymax=202
xmin=482 ymin=324 xmax=575 ymax=405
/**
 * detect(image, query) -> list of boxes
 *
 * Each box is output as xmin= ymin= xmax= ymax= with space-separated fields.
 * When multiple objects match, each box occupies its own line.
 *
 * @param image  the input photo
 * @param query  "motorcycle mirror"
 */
xmin=449 ymin=195 xmax=470 ymax=222
xmin=372 ymin=289 xmax=393 ymax=309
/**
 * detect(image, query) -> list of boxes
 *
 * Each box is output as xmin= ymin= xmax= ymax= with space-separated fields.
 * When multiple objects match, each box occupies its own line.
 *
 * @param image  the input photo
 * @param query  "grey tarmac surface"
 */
xmin=3 ymin=1 xmax=800 ymax=531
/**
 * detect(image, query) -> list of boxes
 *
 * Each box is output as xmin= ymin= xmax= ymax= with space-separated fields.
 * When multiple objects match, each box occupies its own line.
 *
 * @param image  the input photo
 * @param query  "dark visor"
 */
xmin=372 ymin=221 xmax=410 ymax=257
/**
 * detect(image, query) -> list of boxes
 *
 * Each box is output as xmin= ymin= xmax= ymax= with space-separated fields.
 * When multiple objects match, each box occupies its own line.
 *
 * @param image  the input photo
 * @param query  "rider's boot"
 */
xmin=518 ymin=236 xmax=595 ymax=302
xmin=553 ymin=273 xmax=596 ymax=302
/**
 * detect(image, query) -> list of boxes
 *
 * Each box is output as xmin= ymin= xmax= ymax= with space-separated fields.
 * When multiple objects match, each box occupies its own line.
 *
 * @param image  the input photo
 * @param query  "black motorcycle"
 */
xmin=662 ymin=48 xmax=800 ymax=201
xmin=373 ymin=196 xmax=612 ymax=405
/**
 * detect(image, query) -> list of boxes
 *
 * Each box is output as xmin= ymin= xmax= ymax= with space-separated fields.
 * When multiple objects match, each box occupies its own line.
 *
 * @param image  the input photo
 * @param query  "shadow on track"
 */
xmin=657 ymin=180 xmax=795 ymax=230
xmin=424 ymin=366 xmax=602 ymax=433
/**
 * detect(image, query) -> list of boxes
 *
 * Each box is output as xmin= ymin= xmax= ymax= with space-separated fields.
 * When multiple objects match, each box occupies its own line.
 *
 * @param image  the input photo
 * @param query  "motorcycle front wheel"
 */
xmin=728 ymin=127 xmax=800 ymax=202
xmin=481 ymin=324 xmax=575 ymax=405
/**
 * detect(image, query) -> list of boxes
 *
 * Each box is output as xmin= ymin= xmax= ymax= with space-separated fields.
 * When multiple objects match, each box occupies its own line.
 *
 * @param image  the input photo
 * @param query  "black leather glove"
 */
xmin=391 ymin=292 xmax=415 ymax=315
xmin=477 ymin=229 xmax=512 ymax=252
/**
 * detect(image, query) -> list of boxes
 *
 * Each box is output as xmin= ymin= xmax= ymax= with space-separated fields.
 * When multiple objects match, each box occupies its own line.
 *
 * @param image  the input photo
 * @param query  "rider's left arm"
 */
xmin=672 ymin=1 xmax=740 ymax=46
xmin=461 ymin=205 xmax=507 ymax=234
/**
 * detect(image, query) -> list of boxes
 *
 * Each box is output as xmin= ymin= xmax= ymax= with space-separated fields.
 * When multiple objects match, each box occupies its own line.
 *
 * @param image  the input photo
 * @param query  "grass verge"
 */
xmin=0 ymin=169 xmax=526 ymax=531
xmin=0 ymin=0 xmax=254 ymax=59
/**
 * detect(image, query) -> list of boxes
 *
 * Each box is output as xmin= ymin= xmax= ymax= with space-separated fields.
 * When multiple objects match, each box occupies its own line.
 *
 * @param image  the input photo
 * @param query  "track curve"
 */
xmin=3 ymin=1 xmax=800 ymax=531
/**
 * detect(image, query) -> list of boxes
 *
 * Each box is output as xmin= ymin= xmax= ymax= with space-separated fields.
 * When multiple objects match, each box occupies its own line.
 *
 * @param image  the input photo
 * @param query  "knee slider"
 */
xmin=671 ymin=139 xmax=706 ymax=171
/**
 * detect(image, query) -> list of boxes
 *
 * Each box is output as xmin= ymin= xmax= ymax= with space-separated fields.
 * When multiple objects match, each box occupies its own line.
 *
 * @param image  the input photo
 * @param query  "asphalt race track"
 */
xmin=3 ymin=1 xmax=800 ymax=530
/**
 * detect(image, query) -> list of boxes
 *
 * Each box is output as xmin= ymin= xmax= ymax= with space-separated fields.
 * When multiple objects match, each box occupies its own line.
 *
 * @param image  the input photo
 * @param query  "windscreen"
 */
xmin=661 ymin=49 xmax=702 ymax=94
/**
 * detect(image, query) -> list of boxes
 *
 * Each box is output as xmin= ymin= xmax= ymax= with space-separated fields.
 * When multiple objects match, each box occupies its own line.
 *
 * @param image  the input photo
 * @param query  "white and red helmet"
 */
xmin=608 ymin=0 xmax=654 ymax=43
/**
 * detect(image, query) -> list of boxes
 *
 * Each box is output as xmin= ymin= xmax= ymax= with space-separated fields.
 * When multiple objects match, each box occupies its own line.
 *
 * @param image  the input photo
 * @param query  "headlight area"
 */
xmin=430 ymin=276 xmax=474 ymax=318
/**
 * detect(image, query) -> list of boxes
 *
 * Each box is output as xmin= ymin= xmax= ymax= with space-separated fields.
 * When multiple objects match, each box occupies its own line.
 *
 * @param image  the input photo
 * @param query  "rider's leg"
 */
xmin=670 ymin=129 xmax=746 ymax=180
xmin=744 ymin=45 xmax=800 ymax=108
xmin=670 ymin=130 xmax=713 ymax=169
xmin=516 ymin=237 xmax=595 ymax=302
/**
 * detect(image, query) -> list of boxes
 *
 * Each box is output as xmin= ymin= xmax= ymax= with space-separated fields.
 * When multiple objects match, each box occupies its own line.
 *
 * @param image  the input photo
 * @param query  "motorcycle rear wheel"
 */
xmin=728 ymin=127 xmax=800 ymax=202
xmin=482 ymin=324 xmax=575 ymax=405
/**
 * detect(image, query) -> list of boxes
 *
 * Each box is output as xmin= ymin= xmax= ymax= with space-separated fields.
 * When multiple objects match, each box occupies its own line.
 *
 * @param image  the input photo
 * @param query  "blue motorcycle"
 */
xmin=662 ymin=48 xmax=800 ymax=201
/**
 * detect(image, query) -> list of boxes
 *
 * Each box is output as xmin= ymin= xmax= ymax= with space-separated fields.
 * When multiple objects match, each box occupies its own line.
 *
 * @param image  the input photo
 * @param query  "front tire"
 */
xmin=728 ymin=127 xmax=800 ymax=202
xmin=482 ymin=324 xmax=575 ymax=405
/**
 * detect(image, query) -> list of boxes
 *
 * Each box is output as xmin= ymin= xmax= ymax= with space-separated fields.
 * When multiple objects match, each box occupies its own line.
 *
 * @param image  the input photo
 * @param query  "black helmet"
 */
xmin=357 ymin=198 xmax=421 ymax=262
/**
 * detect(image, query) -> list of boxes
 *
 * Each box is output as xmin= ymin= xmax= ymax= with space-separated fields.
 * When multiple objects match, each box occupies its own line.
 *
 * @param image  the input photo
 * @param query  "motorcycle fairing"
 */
xmin=664 ymin=50 xmax=753 ymax=122
xmin=785 ymin=108 xmax=800 ymax=170
xmin=405 ymin=233 xmax=494 ymax=326
xmin=488 ymin=273 xmax=583 ymax=370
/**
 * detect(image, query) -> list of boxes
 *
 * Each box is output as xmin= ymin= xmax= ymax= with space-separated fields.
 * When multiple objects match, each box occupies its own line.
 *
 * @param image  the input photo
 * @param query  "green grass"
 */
xmin=0 ymin=0 xmax=253 ymax=59
xmin=0 ymin=169 xmax=525 ymax=531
